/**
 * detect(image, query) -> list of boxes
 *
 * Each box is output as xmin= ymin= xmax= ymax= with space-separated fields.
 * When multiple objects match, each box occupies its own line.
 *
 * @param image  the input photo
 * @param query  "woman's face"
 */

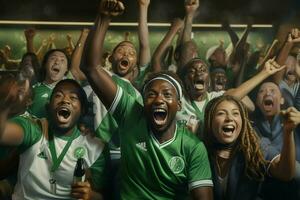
xmin=211 ymin=100 xmax=242 ymax=144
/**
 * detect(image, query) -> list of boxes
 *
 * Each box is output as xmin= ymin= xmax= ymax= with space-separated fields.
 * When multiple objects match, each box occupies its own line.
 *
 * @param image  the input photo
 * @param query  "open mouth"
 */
xmin=57 ymin=107 xmax=71 ymax=123
xmin=119 ymin=59 xmax=129 ymax=69
xmin=222 ymin=125 xmax=235 ymax=136
xmin=194 ymin=79 xmax=205 ymax=90
xmin=51 ymin=65 xmax=60 ymax=74
xmin=263 ymin=98 xmax=274 ymax=111
xmin=153 ymin=108 xmax=167 ymax=126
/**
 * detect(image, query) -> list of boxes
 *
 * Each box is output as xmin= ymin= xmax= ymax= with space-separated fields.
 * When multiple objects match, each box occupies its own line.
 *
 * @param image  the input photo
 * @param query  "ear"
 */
xmin=108 ymin=55 xmax=113 ymax=63
xmin=177 ymin=100 xmax=182 ymax=111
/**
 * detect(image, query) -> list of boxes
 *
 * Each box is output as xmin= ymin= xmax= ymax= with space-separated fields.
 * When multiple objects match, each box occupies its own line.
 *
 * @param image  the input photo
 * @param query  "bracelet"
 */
xmin=77 ymin=42 xmax=82 ymax=47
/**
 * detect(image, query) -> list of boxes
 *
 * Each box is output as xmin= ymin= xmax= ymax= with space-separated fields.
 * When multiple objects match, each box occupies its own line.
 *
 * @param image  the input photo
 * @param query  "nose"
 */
xmin=225 ymin=113 xmax=233 ymax=121
xmin=62 ymin=95 xmax=71 ymax=104
xmin=153 ymin=93 xmax=164 ymax=105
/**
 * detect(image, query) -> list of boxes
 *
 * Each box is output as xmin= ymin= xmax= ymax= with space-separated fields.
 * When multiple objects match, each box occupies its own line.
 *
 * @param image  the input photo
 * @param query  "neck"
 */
xmin=50 ymin=123 xmax=74 ymax=137
xmin=43 ymin=78 xmax=57 ymax=86
xmin=192 ymin=92 xmax=207 ymax=102
xmin=152 ymin=121 xmax=176 ymax=144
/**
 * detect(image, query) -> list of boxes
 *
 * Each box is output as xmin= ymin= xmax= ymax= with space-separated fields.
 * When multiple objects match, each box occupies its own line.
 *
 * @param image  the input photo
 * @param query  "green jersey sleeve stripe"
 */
xmin=189 ymin=180 xmax=213 ymax=191
xmin=108 ymin=86 xmax=123 ymax=114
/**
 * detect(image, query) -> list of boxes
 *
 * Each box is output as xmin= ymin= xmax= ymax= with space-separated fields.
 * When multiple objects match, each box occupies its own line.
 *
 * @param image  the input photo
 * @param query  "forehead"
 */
xmin=259 ymin=82 xmax=280 ymax=92
xmin=188 ymin=60 xmax=208 ymax=70
xmin=53 ymin=82 xmax=80 ymax=95
xmin=216 ymin=100 xmax=240 ymax=111
xmin=145 ymin=79 xmax=176 ymax=92
xmin=212 ymin=71 xmax=226 ymax=76
xmin=49 ymin=51 xmax=67 ymax=59
xmin=114 ymin=42 xmax=136 ymax=51
xmin=213 ymin=48 xmax=225 ymax=54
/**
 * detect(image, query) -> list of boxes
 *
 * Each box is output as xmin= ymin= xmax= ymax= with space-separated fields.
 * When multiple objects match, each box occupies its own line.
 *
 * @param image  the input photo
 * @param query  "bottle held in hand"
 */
xmin=73 ymin=158 xmax=85 ymax=183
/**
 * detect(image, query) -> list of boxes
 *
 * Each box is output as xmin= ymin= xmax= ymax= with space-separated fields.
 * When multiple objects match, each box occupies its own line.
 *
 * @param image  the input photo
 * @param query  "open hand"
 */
xmin=263 ymin=57 xmax=286 ymax=75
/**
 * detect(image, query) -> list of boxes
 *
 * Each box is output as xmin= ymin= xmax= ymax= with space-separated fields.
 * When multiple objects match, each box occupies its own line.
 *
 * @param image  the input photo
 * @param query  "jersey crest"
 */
xmin=169 ymin=156 xmax=185 ymax=174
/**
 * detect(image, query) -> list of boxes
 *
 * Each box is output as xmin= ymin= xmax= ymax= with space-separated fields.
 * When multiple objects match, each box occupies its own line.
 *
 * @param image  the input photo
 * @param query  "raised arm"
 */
xmin=177 ymin=0 xmax=199 ymax=69
xmin=151 ymin=18 xmax=183 ymax=72
xmin=137 ymin=0 xmax=151 ymax=66
xmin=272 ymin=28 xmax=300 ymax=85
xmin=24 ymin=28 xmax=36 ymax=54
xmin=81 ymin=0 xmax=124 ymax=109
xmin=70 ymin=28 xmax=90 ymax=81
xmin=66 ymin=34 xmax=75 ymax=52
xmin=225 ymin=58 xmax=286 ymax=99
xmin=181 ymin=0 xmax=199 ymax=43
xmin=269 ymin=107 xmax=299 ymax=181
xmin=0 ymin=76 xmax=27 ymax=146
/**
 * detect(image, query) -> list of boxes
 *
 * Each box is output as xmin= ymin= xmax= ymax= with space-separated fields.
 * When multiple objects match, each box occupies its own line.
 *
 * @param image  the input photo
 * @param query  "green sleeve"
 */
xmin=10 ymin=116 xmax=42 ymax=153
xmin=89 ymin=145 xmax=110 ymax=190
xmin=188 ymin=142 xmax=212 ymax=190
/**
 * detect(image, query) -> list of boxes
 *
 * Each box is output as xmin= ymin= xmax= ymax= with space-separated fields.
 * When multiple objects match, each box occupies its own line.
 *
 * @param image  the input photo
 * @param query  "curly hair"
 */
xmin=203 ymin=95 xmax=267 ymax=181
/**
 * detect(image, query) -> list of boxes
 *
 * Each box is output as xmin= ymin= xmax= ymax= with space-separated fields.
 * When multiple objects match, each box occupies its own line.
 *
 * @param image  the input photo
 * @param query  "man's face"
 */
xmin=256 ymin=82 xmax=283 ymax=118
xmin=45 ymin=51 xmax=68 ymax=83
xmin=209 ymin=48 xmax=227 ymax=68
xmin=211 ymin=71 xmax=227 ymax=92
xmin=111 ymin=42 xmax=137 ymax=77
xmin=49 ymin=82 xmax=82 ymax=132
xmin=143 ymin=79 xmax=181 ymax=134
xmin=184 ymin=61 xmax=209 ymax=100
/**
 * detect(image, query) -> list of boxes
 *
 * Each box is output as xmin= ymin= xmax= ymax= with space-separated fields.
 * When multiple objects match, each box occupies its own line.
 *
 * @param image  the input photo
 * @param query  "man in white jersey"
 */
xmin=82 ymin=1 xmax=213 ymax=199
xmin=0 ymin=77 xmax=107 ymax=200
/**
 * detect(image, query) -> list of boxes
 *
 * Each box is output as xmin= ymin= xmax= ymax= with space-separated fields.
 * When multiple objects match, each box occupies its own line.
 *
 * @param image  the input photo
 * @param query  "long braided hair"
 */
xmin=203 ymin=95 xmax=267 ymax=181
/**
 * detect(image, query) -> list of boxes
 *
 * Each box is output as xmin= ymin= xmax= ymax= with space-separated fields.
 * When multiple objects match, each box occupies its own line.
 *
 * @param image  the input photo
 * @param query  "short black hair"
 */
xmin=40 ymin=49 xmax=70 ymax=82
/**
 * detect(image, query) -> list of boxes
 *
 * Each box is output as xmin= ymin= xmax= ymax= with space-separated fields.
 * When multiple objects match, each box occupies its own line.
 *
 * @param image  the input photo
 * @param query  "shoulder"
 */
xmin=177 ymin=123 xmax=204 ymax=150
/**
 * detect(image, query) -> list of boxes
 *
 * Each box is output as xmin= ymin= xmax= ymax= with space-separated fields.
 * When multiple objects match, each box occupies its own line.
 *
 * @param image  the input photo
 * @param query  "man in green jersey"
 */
xmin=0 ymin=77 xmax=107 ymax=199
xmin=82 ymin=1 xmax=213 ymax=199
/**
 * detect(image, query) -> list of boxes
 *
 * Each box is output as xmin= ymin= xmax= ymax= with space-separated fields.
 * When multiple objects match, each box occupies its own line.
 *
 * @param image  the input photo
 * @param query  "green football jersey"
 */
xmin=27 ymin=82 xmax=54 ymax=118
xmin=110 ymin=87 xmax=213 ymax=200
xmin=94 ymin=74 xmax=142 ymax=145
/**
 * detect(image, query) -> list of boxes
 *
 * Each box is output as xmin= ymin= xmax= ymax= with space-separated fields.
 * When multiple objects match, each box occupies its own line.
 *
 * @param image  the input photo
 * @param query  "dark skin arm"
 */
xmin=137 ymin=0 xmax=151 ymax=66
xmin=190 ymin=187 xmax=213 ymax=200
xmin=178 ymin=0 xmax=199 ymax=69
xmin=272 ymin=28 xmax=300 ymax=85
xmin=151 ymin=18 xmax=183 ymax=72
xmin=81 ymin=0 xmax=124 ymax=109
xmin=70 ymin=28 xmax=90 ymax=81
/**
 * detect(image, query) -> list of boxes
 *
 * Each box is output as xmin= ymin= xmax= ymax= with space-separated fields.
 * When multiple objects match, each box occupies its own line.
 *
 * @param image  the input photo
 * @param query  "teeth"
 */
xmin=224 ymin=125 xmax=234 ymax=129
xmin=154 ymin=108 xmax=166 ymax=113
xmin=194 ymin=83 xmax=204 ymax=90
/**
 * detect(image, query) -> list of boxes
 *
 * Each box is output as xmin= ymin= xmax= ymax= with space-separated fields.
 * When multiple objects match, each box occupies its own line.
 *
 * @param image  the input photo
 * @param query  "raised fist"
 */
xmin=99 ymin=0 xmax=125 ymax=17
xmin=24 ymin=28 xmax=36 ymax=40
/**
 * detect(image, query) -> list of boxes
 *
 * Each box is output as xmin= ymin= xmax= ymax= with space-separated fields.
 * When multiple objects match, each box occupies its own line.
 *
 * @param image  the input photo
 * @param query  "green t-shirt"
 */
xmin=27 ymin=82 xmax=54 ymax=118
xmin=110 ymin=87 xmax=213 ymax=200
xmin=94 ymin=74 xmax=142 ymax=147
